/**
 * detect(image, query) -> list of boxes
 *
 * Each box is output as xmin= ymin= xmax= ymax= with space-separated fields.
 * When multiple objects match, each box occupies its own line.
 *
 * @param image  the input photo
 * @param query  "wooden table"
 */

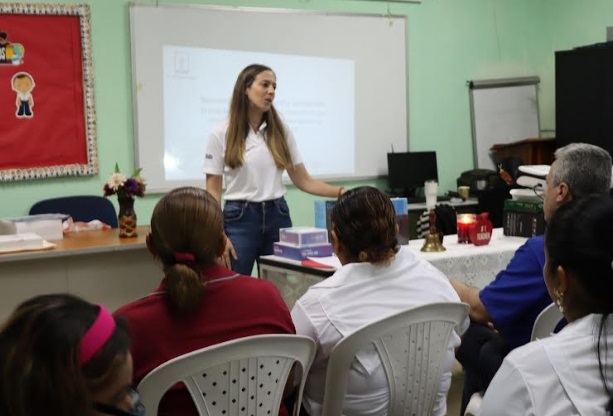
xmin=0 ymin=226 xmax=162 ymax=319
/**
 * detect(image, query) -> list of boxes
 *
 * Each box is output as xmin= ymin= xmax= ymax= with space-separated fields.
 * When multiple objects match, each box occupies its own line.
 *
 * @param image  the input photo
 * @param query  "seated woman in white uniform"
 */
xmin=479 ymin=195 xmax=613 ymax=416
xmin=291 ymin=186 xmax=468 ymax=416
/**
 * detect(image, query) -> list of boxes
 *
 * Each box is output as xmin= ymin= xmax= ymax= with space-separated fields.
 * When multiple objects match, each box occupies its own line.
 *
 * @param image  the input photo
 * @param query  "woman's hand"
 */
xmin=220 ymin=233 xmax=238 ymax=269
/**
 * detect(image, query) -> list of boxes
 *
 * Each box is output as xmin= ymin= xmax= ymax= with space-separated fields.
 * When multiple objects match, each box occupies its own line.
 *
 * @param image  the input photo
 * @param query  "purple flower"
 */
xmin=123 ymin=178 xmax=141 ymax=196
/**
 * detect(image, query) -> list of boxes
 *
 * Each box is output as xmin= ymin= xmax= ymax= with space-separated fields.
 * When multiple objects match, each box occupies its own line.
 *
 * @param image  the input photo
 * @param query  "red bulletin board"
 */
xmin=0 ymin=3 xmax=97 ymax=181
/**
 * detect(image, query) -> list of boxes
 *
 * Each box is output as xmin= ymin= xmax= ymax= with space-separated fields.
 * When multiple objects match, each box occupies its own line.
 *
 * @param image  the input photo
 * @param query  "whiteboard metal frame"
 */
xmin=468 ymin=76 xmax=540 ymax=170
xmin=129 ymin=3 xmax=409 ymax=191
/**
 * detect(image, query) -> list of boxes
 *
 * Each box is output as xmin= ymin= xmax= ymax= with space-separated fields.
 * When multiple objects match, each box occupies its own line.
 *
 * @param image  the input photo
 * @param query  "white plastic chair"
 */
xmin=137 ymin=334 xmax=316 ymax=416
xmin=321 ymin=302 xmax=469 ymax=416
xmin=531 ymin=302 xmax=564 ymax=341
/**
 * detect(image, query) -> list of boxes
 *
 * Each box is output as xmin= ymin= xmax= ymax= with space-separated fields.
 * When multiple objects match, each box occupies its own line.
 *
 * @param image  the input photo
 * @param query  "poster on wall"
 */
xmin=0 ymin=3 xmax=97 ymax=181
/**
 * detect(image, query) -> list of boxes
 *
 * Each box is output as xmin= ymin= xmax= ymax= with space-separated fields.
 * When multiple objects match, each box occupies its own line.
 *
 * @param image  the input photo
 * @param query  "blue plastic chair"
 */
xmin=29 ymin=196 xmax=118 ymax=228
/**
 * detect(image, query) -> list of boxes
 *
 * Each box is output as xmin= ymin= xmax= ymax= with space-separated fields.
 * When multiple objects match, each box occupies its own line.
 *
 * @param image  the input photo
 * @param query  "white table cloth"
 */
xmin=408 ymin=228 xmax=527 ymax=288
xmin=259 ymin=228 xmax=529 ymax=307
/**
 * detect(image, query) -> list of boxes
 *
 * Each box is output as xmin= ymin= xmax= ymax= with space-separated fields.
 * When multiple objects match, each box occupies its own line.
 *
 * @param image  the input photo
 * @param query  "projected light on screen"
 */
xmin=162 ymin=46 xmax=355 ymax=182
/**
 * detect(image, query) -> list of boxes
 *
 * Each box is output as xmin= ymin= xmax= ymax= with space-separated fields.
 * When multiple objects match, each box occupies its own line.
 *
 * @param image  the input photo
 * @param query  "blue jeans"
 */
xmin=224 ymin=197 xmax=292 ymax=276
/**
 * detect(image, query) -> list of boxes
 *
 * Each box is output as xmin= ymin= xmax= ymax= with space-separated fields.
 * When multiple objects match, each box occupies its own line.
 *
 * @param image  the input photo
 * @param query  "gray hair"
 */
xmin=553 ymin=143 xmax=612 ymax=198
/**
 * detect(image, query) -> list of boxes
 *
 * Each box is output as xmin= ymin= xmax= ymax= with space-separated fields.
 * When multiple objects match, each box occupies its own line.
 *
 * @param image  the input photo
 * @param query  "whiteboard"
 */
xmin=469 ymin=77 xmax=540 ymax=170
xmin=130 ymin=3 xmax=408 ymax=192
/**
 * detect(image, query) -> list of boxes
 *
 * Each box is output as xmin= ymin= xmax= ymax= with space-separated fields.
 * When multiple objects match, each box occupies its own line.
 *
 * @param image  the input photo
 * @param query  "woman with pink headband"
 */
xmin=0 ymin=294 xmax=144 ymax=416
xmin=116 ymin=186 xmax=294 ymax=416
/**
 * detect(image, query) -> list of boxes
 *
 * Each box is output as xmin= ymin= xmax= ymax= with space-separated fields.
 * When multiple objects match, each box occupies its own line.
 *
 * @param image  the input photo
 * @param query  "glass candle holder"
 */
xmin=457 ymin=213 xmax=476 ymax=244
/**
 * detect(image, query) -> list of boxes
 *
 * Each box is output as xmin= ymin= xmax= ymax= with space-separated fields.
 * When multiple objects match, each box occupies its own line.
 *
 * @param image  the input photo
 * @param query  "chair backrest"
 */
xmin=531 ymin=302 xmax=564 ymax=341
xmin=29 ymin=196 xmax=118 ymax=228
xmin=137 ymin=334 xmax=316 ymax=416
xmin=322 ymin=302 xmax=469 ymax=416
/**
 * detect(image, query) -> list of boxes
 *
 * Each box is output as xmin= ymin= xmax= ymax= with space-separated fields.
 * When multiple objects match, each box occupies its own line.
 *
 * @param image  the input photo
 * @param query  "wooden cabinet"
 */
xmin=491 ymin=137 xmax=556 ymax=166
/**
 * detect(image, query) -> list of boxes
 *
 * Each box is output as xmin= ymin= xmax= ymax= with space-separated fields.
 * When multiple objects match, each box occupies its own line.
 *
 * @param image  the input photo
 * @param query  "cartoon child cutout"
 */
xmin=11 ymin=72 xmax=35 ymax=118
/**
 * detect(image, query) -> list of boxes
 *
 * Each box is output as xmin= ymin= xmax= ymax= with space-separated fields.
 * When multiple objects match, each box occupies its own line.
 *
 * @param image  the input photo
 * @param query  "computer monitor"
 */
xmin=387 ymin=151 xmax=438 ymax=195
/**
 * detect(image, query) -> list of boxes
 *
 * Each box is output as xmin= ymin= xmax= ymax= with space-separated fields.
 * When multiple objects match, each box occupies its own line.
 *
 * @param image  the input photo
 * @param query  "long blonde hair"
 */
xmin=224 ymin=64 xmax=293 ymax=170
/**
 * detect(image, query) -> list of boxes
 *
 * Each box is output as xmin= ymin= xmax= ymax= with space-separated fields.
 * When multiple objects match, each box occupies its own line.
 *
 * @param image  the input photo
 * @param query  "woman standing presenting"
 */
xmin=204 ymin=64 xmax=344 ymax=275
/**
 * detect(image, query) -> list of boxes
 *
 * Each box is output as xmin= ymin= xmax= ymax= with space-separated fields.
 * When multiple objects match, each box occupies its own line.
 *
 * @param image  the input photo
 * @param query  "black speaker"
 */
xmin=556 ymin=43 xmax=613 ymax=156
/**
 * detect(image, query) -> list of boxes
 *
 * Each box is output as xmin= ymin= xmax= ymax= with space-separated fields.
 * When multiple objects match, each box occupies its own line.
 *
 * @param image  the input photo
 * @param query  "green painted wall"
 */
xmin=1 ymin=0 xmax=558 ymax=227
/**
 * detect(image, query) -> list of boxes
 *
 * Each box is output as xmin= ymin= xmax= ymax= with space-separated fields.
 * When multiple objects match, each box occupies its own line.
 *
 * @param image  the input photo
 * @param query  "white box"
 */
xmin=5 ymin=214 xmax=65 ymax=241
xmin=279 ymin=227 xmax=328 ymax=246
xmin=0 ymin=233 xmax=45 ymax=252
xmin=273 ymin=242 xmax=333 ymax=260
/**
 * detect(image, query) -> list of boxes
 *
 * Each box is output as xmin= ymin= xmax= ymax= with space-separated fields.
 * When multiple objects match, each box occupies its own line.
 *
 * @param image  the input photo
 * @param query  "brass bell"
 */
xmin=421 ymin=232 xmax=446 ymax=252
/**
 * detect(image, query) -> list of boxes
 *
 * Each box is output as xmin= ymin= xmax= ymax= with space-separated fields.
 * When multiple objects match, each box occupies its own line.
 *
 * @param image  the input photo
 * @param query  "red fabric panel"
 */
xmin=0 ymin=14 xmax=87 ymax=170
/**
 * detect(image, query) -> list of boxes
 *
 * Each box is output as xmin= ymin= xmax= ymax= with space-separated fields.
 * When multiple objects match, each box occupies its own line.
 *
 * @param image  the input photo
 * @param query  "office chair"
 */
xmin=29 ymin=196 xmax=118 ymax=228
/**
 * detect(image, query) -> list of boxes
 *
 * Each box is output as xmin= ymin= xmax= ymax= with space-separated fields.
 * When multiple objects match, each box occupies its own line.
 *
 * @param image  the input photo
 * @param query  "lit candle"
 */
xmin=457 ymin=213 xmax=476 ymax=244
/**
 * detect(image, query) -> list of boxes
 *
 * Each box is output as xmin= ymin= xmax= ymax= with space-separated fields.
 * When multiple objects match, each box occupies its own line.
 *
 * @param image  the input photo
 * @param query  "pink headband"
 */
xmin=79 ymin=305 xmax=116 ymax=366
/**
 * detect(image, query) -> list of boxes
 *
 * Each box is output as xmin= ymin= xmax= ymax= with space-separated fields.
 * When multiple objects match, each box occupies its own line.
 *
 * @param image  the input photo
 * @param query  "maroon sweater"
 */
xmin=115 ymin=264 xmax=295 ymax=416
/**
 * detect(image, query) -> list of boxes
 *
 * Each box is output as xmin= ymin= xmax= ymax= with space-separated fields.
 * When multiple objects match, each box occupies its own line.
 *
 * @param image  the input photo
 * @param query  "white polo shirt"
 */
xmin=479 ymin=313 xmax=613 ymax=416
xmin=203 ymin=121 xmax=302 ymax=202
xmin=291 ymin=247 xmax=468 ymax=416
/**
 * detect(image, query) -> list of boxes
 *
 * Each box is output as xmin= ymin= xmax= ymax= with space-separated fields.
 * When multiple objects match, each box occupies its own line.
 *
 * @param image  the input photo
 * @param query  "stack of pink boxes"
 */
xmin=273 ymin=227 xmax=333 ymax=261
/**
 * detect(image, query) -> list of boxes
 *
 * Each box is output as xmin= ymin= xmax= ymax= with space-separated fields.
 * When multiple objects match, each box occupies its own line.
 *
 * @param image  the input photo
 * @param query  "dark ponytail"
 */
xmin=149 ymin=187 xmax=225 ymax=314
xmin=164 ymin=263 xmax=206 ymax=313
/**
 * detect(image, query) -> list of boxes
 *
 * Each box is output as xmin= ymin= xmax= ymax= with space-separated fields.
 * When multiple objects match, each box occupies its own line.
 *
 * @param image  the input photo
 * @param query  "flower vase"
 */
xmin=118 ymin=197 xmax=138 ymax=238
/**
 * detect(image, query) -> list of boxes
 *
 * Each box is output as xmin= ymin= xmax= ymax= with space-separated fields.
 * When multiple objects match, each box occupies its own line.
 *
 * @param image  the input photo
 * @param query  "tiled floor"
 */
xmin=447 ymin=360 xmax=464 ymax=416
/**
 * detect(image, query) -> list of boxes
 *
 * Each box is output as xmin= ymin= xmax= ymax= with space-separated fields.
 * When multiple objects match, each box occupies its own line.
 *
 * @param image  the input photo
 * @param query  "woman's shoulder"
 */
xmin=114 ymin=291 xmax=165 ymax=320
xmin=228 ymin=275 xmax=285 ymax=295
xmin=209 ymin=121 xmax=230 ymax=138
xmin=506 ymin=338 xmax=548 ymax=366
xmin=222 ymin=277 xmax=292 ymax=320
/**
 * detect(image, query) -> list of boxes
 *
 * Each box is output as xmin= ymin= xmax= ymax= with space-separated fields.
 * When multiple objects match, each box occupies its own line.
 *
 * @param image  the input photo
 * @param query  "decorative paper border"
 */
xmin=0 ymin=3 xmax=98 ymax=181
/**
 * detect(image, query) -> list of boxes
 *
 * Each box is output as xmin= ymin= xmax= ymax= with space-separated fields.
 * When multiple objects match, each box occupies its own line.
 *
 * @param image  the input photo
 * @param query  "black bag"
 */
xmin=434 ymin=204 xmax=458 ymax=236
xmin=457 ymin=169 xmax=502 ymax=192
xmin=416 ymin=204 xmax=457 ymax=239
